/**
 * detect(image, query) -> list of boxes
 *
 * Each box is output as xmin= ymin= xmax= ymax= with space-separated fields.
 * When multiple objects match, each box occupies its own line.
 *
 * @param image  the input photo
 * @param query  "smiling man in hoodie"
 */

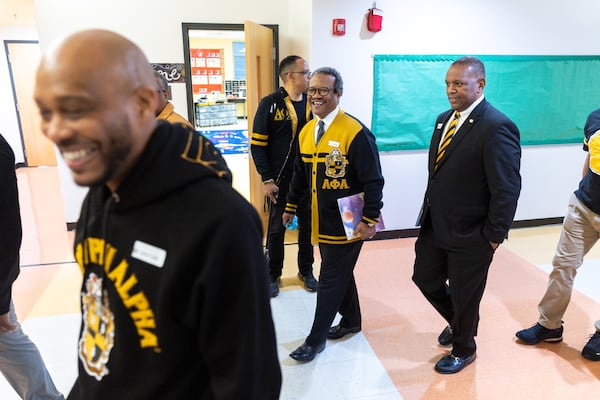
xmin=34 ymin=29 xmax=281 ymax=400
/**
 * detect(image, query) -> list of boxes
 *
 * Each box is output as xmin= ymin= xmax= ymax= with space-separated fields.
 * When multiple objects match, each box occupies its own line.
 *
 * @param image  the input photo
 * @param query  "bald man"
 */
xmin=34 ymin=29 xmax=281 ymax=399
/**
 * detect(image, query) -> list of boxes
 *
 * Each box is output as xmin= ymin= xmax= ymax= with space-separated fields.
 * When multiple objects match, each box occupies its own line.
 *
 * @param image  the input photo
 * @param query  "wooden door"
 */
xmin=6 ymin=41 xmax=57 ymax=166
xmin=244 ymin=21 xmax=274 ymax=231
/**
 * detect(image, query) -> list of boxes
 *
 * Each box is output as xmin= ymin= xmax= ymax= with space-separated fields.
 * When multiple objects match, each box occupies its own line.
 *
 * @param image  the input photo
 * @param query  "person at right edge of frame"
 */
xmin=250 ymin=55 xmax=316 ymax=298
xmin=515 ymin=108 xmax=600 ymax=361
xmin=412 ymin=56 xmax=521 ymax=374
xmin=283 ymin=67 xmax=384 ymax=362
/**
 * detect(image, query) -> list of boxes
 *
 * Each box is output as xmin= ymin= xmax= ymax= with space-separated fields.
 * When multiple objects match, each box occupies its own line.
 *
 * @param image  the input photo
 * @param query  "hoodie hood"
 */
xmin=112 ymin=121 xmax=232 ymax=210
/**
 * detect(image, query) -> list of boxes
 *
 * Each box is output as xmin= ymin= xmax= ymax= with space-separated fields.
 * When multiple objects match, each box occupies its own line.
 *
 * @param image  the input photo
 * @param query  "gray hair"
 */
xmin=154 ymin=70 xmax=169 ymax=91
xmin=311 ymin=67 xmax=343 ymax=93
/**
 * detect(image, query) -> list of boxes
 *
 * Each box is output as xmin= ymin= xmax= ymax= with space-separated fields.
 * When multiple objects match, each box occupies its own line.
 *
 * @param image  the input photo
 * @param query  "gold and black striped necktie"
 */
xmin=435 ymin=111 xmax=460 ymax=170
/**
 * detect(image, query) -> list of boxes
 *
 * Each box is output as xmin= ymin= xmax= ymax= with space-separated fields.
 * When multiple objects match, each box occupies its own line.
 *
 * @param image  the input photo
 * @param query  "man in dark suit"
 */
xmin=412 ymin=56 xmax=521 ymax=374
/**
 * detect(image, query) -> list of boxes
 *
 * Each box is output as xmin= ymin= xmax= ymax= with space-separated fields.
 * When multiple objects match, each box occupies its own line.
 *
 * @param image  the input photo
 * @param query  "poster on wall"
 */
xmin=190 ymin=49 xmax=224 ymax=97
xmin=151 ymin=63 xmax=185 ymax=83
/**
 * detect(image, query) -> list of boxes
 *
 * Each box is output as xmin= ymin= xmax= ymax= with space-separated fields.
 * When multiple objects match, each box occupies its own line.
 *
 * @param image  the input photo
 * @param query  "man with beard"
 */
xmin=34 ymin=29 xmax=281 ymax=399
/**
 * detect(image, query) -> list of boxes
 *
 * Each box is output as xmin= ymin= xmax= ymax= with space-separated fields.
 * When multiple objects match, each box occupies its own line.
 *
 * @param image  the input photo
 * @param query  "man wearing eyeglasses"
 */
xmin=283 ymin=67 xmax=384 ymax=362
xmin=154 ymin=71 xmax=193 ymax=128
xmin=251 ymin=55 xmax=316 ymax=298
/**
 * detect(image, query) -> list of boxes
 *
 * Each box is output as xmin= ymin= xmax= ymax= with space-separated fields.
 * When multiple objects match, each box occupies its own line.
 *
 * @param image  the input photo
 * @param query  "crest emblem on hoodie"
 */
xmin=79 ymin=273 xmax=115 ymax=380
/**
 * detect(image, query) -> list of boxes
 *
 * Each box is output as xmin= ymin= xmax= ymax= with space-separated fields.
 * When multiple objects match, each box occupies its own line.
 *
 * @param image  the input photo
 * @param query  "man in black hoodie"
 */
xmin=34 ymin=29 xmax=281 ymax=399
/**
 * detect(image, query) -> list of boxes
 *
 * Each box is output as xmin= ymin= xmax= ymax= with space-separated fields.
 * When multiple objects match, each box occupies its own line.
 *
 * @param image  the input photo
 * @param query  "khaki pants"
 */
xmin=538 ymin=193 xmax=600 ymax=330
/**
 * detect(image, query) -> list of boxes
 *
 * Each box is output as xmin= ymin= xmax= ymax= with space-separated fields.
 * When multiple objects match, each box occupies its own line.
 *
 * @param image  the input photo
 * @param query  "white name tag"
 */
xmin=131 ymin=240 xmax=166 ymax=268
xmin=328 ymin=140 xmax=340 ymax=148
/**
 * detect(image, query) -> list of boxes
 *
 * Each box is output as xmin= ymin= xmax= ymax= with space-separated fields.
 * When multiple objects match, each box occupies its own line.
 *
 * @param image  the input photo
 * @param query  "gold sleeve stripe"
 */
xmin=318 ymin=235 xmax=361 ymax=244
xmin=362 ymin=216 xmax=378 ymax=225
xmin=319 ymin=234 xmax=347 ymax=240
xmin=252 ymin=133 xmax=269 ymax=140
xmin=250 ymin=139 xmax=268 ymax=146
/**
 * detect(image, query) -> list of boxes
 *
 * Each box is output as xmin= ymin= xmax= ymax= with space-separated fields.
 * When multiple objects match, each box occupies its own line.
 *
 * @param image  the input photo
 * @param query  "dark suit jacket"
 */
xmin=418 ymin=99 xmax=521 ymax=248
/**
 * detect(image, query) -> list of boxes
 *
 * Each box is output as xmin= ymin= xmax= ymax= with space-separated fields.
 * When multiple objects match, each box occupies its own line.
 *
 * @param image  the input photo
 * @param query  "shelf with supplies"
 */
xmin=224 ymin=79 xmax=246 ymax=98
xmin=194 ymin=102 xmax=237 ymax=128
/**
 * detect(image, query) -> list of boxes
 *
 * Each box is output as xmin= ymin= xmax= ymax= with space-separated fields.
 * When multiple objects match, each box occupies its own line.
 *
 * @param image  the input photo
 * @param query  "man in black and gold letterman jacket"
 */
xmin=283 ymin=67 xmax=384 ymax=362
xmin=251 ymin=55 xmax=316 ymax=297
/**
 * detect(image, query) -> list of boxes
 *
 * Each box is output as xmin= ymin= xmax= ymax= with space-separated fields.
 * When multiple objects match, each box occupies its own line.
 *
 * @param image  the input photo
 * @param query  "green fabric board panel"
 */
xmin=372 ymin=55 xmax=600 ymax=151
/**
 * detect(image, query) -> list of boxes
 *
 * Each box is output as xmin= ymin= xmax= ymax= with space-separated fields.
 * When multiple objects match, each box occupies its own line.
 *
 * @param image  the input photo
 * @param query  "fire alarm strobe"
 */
xmin=332 ymin=18 xmax=346 ymax=36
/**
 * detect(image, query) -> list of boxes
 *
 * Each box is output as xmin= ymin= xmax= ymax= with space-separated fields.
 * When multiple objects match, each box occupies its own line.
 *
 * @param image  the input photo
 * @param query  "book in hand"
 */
xmin=337 ymin=192 xmax=385 ymax=240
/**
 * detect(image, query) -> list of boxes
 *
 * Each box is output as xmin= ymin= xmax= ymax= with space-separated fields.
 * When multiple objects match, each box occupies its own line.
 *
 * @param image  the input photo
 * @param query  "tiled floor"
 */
xmin=3 ymin=166 xmax=600 ymax=399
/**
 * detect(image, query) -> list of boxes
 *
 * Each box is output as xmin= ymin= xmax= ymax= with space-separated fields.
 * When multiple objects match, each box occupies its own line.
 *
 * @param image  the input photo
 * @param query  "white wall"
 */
xmin=31 ymin=0 xmax=312 ymax=223
xmin=0 ymin=25 xmax=38 ymax=164
xmin=25 ymin=0 xmax=597 ymax=228
xmin=310 ymin=0 xmax=598 ymax=229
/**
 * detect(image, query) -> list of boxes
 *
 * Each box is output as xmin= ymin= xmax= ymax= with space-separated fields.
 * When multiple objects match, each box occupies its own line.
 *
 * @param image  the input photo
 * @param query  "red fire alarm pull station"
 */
xmin=367 ymin=5 xmax=383 ymax=33
xmin=332 ymin=18 xmax=346 ymax=36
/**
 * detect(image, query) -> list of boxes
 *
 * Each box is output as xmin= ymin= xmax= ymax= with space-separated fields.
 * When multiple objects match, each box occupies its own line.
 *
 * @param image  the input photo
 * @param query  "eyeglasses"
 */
xmin=307 ymin=87 xmax=336 ymax=96
xmin=287 ymin=70 xmax=311 ymax=76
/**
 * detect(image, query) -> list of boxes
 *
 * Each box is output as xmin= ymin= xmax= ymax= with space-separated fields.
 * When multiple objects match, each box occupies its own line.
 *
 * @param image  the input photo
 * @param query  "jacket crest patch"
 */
xmin=325 ymin=148 xmax=348 ymax=178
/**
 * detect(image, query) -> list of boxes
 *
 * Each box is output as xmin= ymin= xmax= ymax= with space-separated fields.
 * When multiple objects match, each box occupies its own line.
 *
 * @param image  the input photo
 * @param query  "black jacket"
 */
xmin=419 ymin=99 xmax=521 ymax=247
xmin=250 ymin=87 xmax=311 ymax=187
xmin=0 ymin=134 xmax=21 ymax=315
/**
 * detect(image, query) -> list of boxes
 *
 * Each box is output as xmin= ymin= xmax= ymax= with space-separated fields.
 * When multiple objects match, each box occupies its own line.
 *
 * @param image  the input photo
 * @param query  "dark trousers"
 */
xmin=267 ymin=194 xmax=313 ymax=280
xmin=412 ymin=219 xmax=495 ymax=357
xmin=306 ymin=241 xmax=363 ymax=347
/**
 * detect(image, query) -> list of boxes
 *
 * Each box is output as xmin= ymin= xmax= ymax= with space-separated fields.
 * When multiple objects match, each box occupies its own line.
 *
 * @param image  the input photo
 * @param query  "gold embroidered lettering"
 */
xmin=87 ymin=238 xmax=106 ymax=265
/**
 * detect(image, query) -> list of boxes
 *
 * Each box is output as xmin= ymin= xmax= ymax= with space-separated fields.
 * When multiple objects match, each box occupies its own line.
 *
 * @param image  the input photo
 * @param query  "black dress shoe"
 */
xmin=270 ymin=278 xmax=279 ymax=298
xmin=298 ymin=272 xmax=318 ymax=292
xmin=438 ymin=325 xmax=453 ymax=346
xmin=289 ymin=341 xmax=325 ymax=362
xmin=327 ymin=324 xmax=361 ymax=340
xmin=434 ymin=352 xmax=476 ymax=374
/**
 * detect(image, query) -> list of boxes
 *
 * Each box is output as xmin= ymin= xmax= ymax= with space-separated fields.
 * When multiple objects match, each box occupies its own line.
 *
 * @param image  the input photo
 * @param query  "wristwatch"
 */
xmin=263 ymin=179 xmax=275 ymax=185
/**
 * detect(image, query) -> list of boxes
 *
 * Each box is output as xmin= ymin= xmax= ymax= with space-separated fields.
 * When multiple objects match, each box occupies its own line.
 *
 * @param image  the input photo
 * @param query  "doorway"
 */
xmin=4 ymin=40 xmax=57 ymax=167
xmin=181 ymin=22 xmax=279 ymax=229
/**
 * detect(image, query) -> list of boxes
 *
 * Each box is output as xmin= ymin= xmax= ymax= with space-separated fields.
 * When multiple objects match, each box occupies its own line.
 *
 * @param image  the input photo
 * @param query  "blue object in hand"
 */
xmin=285 ymin=215 xmax=298 ymax=230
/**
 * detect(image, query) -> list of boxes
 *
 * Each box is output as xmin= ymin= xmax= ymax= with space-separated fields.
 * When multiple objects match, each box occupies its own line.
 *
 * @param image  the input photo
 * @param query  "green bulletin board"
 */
xmin=372 ymin=55 xmax=600 ymax=152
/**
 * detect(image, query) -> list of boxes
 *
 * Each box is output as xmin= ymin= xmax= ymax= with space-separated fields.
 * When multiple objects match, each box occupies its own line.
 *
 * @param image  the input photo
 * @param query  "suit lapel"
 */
xmin=430 ymin=110 xmax=454 ymax=172
xmin=433 ymin=100 xmax=488 ymax=172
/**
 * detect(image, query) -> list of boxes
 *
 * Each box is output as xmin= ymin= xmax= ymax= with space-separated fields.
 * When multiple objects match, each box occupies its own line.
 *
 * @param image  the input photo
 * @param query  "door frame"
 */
xmin=181 ymin=22 xmax=279 ymax=126
xmin=4 ymin=39 xmax=37 ymax=166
